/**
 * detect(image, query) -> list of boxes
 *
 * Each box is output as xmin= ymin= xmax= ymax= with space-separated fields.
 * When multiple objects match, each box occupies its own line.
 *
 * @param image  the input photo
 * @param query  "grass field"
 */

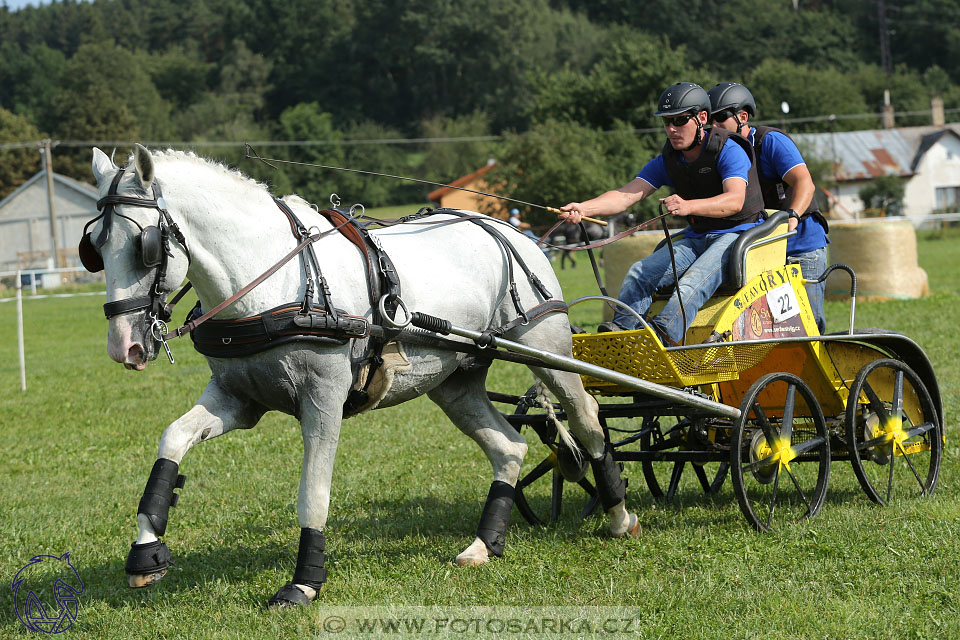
xmin=1 ymin=229 xmax=958 ymax=638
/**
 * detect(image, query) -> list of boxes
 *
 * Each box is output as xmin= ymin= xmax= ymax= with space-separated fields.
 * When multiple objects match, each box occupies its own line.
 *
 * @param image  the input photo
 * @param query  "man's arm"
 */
xmin=659 ymin=178 xmax=746 ymax=219
xmin=560 ymin=177 xmax=656 ymax=224
xmin=781 ymin=164 xmax=816 ymax=231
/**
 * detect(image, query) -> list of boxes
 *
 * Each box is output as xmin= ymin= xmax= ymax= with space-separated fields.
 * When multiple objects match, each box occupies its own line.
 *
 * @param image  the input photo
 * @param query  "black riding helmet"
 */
xmin=654 ymin=82 xmax=710 ymax=151
xmin=708 ymin=82 xmax=757 ymax=137
xmin=654 ymin=82 xmax=710 ymax=117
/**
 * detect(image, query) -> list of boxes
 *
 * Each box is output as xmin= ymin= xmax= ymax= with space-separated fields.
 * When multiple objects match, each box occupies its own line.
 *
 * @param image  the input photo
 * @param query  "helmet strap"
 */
xmin=682 ymin=119 xmax=703 ymax=152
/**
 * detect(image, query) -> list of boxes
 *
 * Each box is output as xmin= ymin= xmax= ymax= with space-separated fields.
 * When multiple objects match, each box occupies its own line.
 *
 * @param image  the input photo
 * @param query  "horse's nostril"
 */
xmin=127 ymin=343 xmax=145 ymax=363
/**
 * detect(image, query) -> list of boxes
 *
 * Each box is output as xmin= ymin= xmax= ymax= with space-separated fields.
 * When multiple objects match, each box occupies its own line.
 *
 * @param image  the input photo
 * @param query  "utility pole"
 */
xmin=878 ymin=0 xmax=893 ymax=74
xmin=41 ymin=139 xmax=63 ymax=269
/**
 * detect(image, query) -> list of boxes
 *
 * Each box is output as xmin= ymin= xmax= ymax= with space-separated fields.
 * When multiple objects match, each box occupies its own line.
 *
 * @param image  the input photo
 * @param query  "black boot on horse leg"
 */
xmin=268 ymin=528 xmax=328 ymax=608
xmin=590 ymin=444 xmax=640 ymax=537
xmin=126 ymin=458 xmax=184 ymax=588
xmin=469 ymin=481 xmax=515 ymax=565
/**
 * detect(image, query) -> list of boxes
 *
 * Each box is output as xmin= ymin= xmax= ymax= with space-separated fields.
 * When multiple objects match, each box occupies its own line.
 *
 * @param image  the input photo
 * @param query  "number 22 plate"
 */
xmin=766 ymin=284 xmax=800 ymax=323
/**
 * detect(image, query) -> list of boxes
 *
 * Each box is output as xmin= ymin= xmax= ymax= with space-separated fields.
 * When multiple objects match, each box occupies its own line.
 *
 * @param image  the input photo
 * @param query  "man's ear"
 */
xmin=738 ymin=111 xmax=749 ymax=125
xmin=697 ymin=110 xmax=709 ymax=125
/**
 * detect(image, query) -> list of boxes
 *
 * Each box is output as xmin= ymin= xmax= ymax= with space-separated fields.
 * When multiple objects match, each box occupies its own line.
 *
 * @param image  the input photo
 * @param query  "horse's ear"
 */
xmin=91 ymin=147 xmax=117 ymax=183
xmin=134 ymin=143 xmax=155 ymax=191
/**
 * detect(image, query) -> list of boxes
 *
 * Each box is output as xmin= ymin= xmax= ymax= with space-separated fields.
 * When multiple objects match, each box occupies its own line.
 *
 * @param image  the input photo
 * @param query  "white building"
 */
xmin=0 ymin=170 xmax=99 ymax=271
xmin=794 ymin=124 xmax=960 ymax=223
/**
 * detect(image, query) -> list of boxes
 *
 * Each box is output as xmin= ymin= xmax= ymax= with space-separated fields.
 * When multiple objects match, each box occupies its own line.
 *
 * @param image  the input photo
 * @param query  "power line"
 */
xmin=1 ymin=108 xmax=958 ymax=152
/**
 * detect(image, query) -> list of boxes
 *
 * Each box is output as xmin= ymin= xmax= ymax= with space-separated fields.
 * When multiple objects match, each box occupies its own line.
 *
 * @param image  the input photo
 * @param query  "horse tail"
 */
xmin=531 ymin=381 xmax=581 ymax=465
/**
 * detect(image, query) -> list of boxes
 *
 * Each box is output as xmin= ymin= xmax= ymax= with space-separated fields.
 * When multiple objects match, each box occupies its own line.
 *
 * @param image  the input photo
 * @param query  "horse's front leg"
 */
xmin=268 ymin=384 xmax=347 ymax=608
xmin=126 ymin=380 xmax=263 ymax=588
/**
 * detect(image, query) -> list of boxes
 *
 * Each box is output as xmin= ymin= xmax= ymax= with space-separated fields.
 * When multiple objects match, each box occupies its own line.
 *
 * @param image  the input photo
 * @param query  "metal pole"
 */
xmin=445 ymin=323 xmax=741 ymax=419
xmin=16 ymin=270 xmax=26 ymax=392
xmin=42 ymin=139 xmax=63 ymax=269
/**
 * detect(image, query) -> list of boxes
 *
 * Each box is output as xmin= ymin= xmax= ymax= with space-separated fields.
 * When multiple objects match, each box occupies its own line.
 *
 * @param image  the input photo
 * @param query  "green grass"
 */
xmin=1 ymin=232 xmax=958 ymax=638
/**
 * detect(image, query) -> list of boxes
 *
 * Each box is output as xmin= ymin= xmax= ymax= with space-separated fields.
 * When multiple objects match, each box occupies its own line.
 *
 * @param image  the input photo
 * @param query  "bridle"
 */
xmin=79 ymin=166 xmax=190 ymax=360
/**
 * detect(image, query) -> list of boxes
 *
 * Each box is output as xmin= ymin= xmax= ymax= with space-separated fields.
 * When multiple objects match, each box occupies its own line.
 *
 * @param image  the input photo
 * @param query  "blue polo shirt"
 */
xmin=637 ymin=132 xmax=761 ymax=239
xmin=748 ymin=127 xmax=829 ymax=255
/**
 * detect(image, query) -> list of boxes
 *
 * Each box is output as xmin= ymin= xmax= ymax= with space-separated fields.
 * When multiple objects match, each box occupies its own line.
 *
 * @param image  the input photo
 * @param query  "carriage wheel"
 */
xmin=510 ymin=387 xmax=597 ymax=526
xmin=639 ymin=418 xmax=728 ymax=502
xmin=844 ymin=359 xmax=942 ymax=505
xmin=731 ymin=373 xmax=830 ymax=533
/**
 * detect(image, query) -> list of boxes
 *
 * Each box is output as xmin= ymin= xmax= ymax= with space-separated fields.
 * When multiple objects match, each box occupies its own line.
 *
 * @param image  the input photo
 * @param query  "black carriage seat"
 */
xmin=653 ymin=209 xmax=792 ymax=297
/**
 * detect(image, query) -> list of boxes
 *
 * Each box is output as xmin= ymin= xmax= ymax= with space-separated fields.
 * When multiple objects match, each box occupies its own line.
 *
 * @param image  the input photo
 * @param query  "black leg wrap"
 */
xmin=476 ymin=481 xmax=515 ymax=557
xmin=125 ymin=540 xmax=172 ymax=575
xmin=292 ymin=528 xmax=328 ymax=590
xmin=137 ymin=458 xmax=186 ymax=537
xmin=590 ymin=444 xmax=626 ymax=511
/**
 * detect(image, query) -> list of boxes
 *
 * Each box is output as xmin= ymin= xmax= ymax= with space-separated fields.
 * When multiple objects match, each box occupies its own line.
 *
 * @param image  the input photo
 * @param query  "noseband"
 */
xmin=78 ymin=167 xmax=190 ymax=357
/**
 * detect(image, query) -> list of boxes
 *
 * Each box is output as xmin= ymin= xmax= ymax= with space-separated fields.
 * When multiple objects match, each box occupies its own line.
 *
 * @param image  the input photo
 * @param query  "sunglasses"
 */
xmin=711 ymin=110 xmax=737 ymax=123
xmin=662 ymin=114 xmax=695 ymax=128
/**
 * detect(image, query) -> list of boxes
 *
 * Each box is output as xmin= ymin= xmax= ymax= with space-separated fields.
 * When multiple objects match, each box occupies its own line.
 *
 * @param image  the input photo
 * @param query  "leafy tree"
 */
xmin=0 ymin=108 xmax=42 ymax=199
xmin=416 ymin=111 xmax=496 ymax=186
xmin=859 ymin=175 xmax=906 ymax=216
xmin=526 ymin=30 xmax=698 ymax=130
xmin=493 ymin=119 xmax=656 ymax=228
xmin=0 ymin=43 xmax=66 ymax=129
xmin=746 ymin=59 xmax=874 ymax=132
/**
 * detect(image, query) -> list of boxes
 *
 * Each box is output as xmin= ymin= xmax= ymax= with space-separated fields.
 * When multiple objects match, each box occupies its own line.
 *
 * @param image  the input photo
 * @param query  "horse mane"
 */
xmin=136 ymin=148 xmax=271 ymax=197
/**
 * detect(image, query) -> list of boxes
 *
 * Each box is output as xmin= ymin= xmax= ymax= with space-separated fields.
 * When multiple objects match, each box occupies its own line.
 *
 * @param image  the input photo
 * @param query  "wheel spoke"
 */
xmin=894 ymin=439 xmax=928 ymax=496
xmin=886 ymin=440 xmax=896 ymax=503
xmin=905 ymin=421 xmax=936 ymax=439
xmin=743 ymin=451 xmax=778 ymax=474
xmin=667 ymin=462 xmax=684 ymax=501
xmin=789 ymin=435 xmax=827 ymax=456
xmin=517 ymin=457 xmax=554 ymax=489
xmin=781 ymin=383 xmax=796 ymax=443
xmin=752 ymin=401 xmax=780 ymax=448
xmin=785 ymin=466 xmax=813 ymax=512
xmin=891 ymin=370 xmax=904 ymax=424
xmin=861 ymin=382 xmax=891 ymax=425
xmin=765 ymin=468 xmax=781 ymax=528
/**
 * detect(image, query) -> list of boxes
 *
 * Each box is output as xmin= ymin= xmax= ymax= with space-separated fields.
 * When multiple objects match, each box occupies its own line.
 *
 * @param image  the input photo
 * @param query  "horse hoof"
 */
xmin=455 ymin=554 xmax=489 ymax=567
xmin=268 ymin=583 xmax=313 ymax=608
xmin=128 ymin=569 xmax=167 ymax=588
xmin=610 ymin=513 xmax=641 ymax=539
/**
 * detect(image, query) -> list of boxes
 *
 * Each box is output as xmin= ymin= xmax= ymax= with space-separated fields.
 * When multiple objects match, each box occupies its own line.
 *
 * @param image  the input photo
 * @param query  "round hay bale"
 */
xmin=825 ymin=219 xmax=928 ymax=301
xmin=601 ymin=231 xmax=664 ymax=320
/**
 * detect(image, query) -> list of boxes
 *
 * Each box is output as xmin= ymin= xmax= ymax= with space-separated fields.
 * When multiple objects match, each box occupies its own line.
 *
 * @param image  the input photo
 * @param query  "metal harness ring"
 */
xmin=378 ymin=295 xmax=411 ymax=329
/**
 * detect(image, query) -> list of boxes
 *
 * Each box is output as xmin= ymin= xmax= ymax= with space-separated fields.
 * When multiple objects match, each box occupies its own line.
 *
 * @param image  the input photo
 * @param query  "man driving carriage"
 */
xmin=560 ymin=81 xmax=765 ymax=345
xmin=707 ymin=81 xmax=830 ymax=333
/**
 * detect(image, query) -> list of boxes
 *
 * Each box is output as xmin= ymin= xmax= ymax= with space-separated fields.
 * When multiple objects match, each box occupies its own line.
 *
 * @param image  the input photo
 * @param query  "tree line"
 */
xmin=1 ymin=0 xmax=958 ymax=224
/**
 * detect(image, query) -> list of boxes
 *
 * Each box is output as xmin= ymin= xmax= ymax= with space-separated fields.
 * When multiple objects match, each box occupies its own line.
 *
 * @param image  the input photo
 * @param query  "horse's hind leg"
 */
xmin=517 ymin=318 xmax=640 ymax=538
xmin=427 ymin=366 xmax=528 ymax=567
xmin=126 ymin=380 xmax=263 ymax=588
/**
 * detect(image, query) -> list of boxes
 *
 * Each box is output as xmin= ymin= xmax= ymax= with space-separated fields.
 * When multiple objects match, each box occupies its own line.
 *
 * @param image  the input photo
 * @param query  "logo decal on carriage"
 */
xmin=12 ymin=552 xmax=84 ymax=634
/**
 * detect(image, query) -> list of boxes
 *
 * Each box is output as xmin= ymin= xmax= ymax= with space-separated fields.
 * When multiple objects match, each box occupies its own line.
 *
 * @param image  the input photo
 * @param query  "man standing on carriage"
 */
xmin=707 ymin=81 xmax=830 ymax=333
xmin=560 ymin=81 xmax=766 ymax=345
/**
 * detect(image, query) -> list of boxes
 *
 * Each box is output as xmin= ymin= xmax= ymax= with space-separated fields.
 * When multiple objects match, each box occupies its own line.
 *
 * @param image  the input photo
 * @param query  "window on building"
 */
xmin=935 ymin=186 xmax=960 ymax=213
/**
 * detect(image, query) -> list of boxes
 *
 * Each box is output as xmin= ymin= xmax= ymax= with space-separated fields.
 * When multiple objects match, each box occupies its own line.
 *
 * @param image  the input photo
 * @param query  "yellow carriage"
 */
xmin=499 ymin=211 xmax=944 ymax=532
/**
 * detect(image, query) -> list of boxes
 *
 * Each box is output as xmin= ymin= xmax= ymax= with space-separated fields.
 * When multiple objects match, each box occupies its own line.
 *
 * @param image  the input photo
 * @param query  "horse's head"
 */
xmin=82 ymin=144 xmax=190 ymax=370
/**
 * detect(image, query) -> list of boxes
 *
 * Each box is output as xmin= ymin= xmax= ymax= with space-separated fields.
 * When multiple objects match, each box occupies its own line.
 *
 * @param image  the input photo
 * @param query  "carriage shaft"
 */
xmin=447 ymin=324 xmax=742 ymax=419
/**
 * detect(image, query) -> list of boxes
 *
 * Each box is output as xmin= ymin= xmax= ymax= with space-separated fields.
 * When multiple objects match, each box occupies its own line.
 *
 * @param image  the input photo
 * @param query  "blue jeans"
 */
xmin=787 ymin=246 xmax=828 ymax=334
xmin=613 ymin=232 xmax=739 ymax=344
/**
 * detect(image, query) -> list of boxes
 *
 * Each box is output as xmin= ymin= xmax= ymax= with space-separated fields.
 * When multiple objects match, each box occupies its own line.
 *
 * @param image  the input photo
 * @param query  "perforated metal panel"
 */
xmin=572 ymin=329 xmax=776 ymax=393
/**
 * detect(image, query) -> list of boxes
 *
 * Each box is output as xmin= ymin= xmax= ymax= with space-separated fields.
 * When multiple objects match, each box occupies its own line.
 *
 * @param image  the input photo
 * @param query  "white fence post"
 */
xmin=16 ymin=269 xmax=26 ymax=392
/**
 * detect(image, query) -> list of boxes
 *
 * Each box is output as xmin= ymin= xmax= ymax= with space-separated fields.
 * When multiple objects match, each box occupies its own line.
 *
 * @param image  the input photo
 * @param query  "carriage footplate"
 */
xmin=590 ymin=443 xmax=626 ymax=510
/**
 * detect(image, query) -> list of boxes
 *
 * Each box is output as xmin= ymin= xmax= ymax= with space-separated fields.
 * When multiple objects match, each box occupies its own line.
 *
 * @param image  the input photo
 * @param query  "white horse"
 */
xmin=85 ymin=144 xmax=639 ymax=607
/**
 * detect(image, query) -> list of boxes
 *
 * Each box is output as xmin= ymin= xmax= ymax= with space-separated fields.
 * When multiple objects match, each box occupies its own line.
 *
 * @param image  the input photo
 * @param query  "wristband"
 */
xmin=785 ymin=209 xmax=800 ymax=220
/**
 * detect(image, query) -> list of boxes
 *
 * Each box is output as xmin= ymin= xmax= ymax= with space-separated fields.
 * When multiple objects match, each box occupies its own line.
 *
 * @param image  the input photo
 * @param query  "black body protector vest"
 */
xmin=752 ymin=125 xmax=829 ymax=233
xmin=661 ymin=127 xmax=765 ymax=234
